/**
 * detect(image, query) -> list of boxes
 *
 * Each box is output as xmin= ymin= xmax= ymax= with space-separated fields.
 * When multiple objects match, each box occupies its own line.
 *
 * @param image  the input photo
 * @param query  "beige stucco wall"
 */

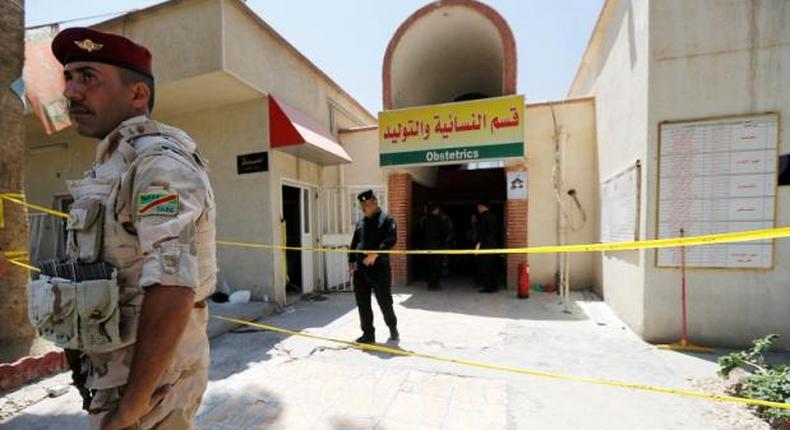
xmin=338 ymin=128 xmax=437 ymax=188
xmin=568 ymin=0 xmax=651 ymax=335
xmin=220 ymin=0 xmax=373 ymax=130
xmin=338 ymin=128 xmax=386 ymax=187
xmin=24 ymin=116 xmax=95 ymax=206
xmin=570 ymin=0 xmax=790 ymax=347
xmin=643 ymin=0 xmax=790 ymax=347
xmin=23 ymin=0 xmax=383 ymax=306
xmin=160 ymin=99 xmax=274 ymax=300
xmin=524 ymin=99 xmax=600 ymax=289
xmin=95 ymin=0 xmax=223 ymax=85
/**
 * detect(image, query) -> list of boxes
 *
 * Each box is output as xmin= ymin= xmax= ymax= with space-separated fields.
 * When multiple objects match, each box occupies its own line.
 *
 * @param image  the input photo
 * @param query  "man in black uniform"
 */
xmin=348 ymin=190 xmax=399 ymax=344
xmin=423 ymin=203 xmax=452 ymax=290
xmin=475 ymin=200 xmax=499 ymax=293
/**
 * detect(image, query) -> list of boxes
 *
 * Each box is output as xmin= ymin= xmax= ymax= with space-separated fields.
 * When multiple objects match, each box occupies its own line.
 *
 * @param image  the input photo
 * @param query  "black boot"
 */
xmin=356 ymin=332 xmax=375 ymax=344
xmin=388 ymin=326 xmax=400 ymax=342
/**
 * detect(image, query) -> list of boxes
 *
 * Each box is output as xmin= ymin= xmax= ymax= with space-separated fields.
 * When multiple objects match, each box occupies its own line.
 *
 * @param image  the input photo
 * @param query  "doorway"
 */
xmin=282 ymin=183 xmax=315 ymax=302
xmin=410 ymin=165 xmax=507 ymax=289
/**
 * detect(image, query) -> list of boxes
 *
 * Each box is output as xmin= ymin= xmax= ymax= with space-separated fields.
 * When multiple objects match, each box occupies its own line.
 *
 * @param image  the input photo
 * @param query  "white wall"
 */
xmin=644 ymin=0 xmax=790 ymax=347
xmin=569 ymin=0 xmax=652 ymax=334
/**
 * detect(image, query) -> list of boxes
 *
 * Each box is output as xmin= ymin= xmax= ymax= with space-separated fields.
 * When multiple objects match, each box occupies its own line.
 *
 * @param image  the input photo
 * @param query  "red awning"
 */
xmin=268 ymin=96 xmax=352 ymax=165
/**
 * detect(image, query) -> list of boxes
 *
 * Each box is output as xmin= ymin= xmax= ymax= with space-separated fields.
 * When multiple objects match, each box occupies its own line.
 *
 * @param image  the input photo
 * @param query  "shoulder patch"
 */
xmin=137 ymin=191 xmax=179 ymax=217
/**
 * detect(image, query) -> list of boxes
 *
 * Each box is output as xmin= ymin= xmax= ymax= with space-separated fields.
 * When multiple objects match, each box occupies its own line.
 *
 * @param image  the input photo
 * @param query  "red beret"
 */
xmin=52 ymin=27 xmax=153 ymax=79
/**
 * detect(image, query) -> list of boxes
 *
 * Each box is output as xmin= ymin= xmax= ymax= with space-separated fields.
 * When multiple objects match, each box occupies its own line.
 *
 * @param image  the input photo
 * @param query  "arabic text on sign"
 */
xmin=382 ymin=107 xmax=520 ymax=145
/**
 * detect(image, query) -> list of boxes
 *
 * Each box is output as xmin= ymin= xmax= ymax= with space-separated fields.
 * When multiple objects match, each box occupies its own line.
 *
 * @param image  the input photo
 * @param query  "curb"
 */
xmin=208 ymin=301 xmax=276 ymax=339
xmin=0 ymin=350 xmax=67 ymax=392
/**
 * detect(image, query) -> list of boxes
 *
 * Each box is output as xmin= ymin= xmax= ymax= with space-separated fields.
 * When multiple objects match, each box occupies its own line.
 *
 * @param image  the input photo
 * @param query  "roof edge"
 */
xmin=87 ymin=0 xmax=376 ymax=123
xmin=566 ymin=0 xmax=615 ymax=98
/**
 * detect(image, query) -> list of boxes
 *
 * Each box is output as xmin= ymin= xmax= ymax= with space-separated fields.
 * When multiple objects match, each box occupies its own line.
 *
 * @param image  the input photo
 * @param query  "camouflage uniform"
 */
xmin=66 ymin=115 xmax=216 ymax=429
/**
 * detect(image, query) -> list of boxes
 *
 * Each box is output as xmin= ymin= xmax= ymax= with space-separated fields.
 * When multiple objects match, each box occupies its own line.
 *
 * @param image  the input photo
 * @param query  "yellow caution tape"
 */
xmin=0 ymin=193 xmax=70 ymax=220
xmin=212 ymin=314 xmax=790 ymax=411
xmin=219 ymin=226 xmax=790 ymax=255
xmin=2 ymin=191 xmax=789 ymax=255
xmin=6 ymin=258 xmax=39 ymax=272
xmin=3 ymin=194 xmax=787 ymax=409
xmin=2 ymin=234 xmax=786 ymax=410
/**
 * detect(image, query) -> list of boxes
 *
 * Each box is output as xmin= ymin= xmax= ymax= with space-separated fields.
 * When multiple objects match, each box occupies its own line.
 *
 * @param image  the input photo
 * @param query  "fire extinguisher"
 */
xmin=518 ymin=263 xmax=530 ymax=299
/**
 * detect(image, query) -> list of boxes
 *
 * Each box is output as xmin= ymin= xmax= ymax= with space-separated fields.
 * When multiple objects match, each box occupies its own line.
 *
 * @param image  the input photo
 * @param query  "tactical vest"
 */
xmin=27 ymin=119 xmax=216 ymax=354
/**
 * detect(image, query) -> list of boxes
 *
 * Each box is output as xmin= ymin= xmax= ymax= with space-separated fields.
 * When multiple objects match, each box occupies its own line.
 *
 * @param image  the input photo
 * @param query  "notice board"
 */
xmin=601 ymin=161 xmax=641 ymax=243
xmin=656 ymin=113 xmax=778 ymax=269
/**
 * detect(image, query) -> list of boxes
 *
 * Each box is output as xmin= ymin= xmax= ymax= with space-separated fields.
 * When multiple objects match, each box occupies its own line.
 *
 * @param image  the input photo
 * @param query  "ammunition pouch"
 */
xmin=67 ymin=198 xmax=105 ymax=264
xmin=27 ymin=267 xmax=124 ymax=353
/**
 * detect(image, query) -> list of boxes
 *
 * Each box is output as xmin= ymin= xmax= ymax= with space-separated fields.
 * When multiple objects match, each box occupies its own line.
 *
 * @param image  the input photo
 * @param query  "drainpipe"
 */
xmin=552 ymin=106 xmax=573 ymax=312
xmin=560 ymin=131 xmax=572 ymax=311
xmin=339 ymin=164 xmax=347 ymax=233
xmin=551 ymin=107 xmax=563 ymax=298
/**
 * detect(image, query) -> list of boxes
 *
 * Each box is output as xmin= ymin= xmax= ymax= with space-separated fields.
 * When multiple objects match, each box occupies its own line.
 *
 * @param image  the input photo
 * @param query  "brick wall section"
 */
xmin=387 ymin=173 xmax=412 ymax=286
xmin=505 ymin=165 xmax=528 ymax=289
xmin=0 ymin=350 xmax=67 ymax=392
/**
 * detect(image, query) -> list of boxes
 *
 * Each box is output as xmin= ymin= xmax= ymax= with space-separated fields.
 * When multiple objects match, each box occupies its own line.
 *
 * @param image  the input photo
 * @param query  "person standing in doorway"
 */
xmin=348 ymin=190 xmax=399 ymax=344
xmin=423 ymin=203 xmax=452 ymax=290
xmin=476 ymin=200 xmax=499 ymax=293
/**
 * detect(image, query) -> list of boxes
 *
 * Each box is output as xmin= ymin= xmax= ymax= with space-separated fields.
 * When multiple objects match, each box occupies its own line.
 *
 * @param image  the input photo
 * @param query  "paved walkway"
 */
xmin=1 ymin=281 xmax=778 ymax=429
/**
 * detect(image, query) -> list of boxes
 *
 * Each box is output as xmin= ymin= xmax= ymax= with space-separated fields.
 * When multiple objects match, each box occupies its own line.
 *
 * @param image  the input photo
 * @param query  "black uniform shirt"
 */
xmin=348 ymin=209 xmax=398 ymax=267
xmin=477 ymin=210 xmax=498 ymax=248
xmin=424 ymin=213 xmax=452 ymax=249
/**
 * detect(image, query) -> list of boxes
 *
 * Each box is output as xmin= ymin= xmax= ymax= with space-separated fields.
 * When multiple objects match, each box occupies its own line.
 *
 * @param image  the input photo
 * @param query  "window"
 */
xmin=302 ymin=189 xmax=310 ymax=234
xmin=779 ymin=154 xmax=790 ymax=186
xmin=464 ymin=160 xmax=505 ymax=170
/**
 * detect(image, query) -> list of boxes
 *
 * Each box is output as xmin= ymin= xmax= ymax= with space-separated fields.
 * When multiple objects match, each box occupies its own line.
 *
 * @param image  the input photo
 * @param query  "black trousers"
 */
xmin=427 ymin=254 xmax=442 ymax=288
xmin=354 ymin=267 xmax=397 ymax=336
xmin=477 ymin=253 xmax=498 ymax=290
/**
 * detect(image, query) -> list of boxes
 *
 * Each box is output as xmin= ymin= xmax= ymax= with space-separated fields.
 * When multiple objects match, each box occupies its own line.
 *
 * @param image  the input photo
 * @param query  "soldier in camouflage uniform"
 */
xmin=37 ymin=27 xmax=217 ymax=430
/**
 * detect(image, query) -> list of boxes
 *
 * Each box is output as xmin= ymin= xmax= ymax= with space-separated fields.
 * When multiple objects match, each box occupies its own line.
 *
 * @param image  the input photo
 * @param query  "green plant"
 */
xmin=739 ymin=365 xmax=790 ymax=424
xmin=718 ymin=334 xmax=779 ymax=377
xmin=718 ymin=334 xmax=790 ymax=427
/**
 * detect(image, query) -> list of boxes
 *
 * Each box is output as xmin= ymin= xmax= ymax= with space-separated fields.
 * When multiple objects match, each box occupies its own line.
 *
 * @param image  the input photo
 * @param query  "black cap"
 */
xmin=357 ymin=189 xmax=375 ymax=202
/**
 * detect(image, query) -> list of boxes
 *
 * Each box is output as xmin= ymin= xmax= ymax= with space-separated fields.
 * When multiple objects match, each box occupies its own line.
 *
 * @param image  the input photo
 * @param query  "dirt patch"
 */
xmin=692 ymin=371 xmax=772 ymax=430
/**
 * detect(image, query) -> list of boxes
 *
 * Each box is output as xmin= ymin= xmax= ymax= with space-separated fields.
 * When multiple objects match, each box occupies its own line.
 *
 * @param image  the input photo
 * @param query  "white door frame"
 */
xmin=281 ymin=179 xmax=318 ymax=294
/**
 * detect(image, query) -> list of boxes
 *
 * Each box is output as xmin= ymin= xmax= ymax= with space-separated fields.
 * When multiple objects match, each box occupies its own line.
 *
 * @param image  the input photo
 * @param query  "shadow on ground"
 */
xmin=675 ymin=349 xmax=790 ymax=367
xmin=1 ymin=412 xmax=88 ymax=430
xmin=397 ymin=280 xmax=590 ymax=321
xmin=208 ymin=292 xmax=358 ymax=381
xmin=197 ymin=385 xmax=283 ymax=429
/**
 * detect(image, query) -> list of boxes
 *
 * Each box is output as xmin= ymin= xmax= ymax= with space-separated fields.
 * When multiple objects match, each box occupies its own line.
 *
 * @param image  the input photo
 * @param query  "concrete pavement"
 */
xmin=1 ymin=281 xmax=778 ymax=429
